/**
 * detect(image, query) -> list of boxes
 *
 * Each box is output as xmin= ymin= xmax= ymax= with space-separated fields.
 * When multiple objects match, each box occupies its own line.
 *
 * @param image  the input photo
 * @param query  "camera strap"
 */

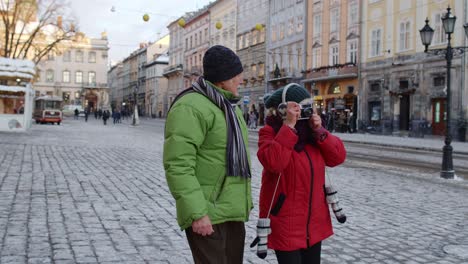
xmin=266 ymin=173 xmax=282 ymax=219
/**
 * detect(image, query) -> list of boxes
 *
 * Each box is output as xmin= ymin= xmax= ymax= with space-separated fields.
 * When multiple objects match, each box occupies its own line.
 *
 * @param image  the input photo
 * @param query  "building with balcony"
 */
xmin=209 ymin=0 xmax=237 ymax=51
xmin=183 ymin=5 xmax=212 ymax=88
xmin=145 ymin=35 xmax=169 ymax=118
xmin=237 ymin=0 xmax=268 ymax=124
xmin=303 ymin=0 xmax=360 ymax=124
xmin=35 ymin=32 xmax=110 ymax=111
xmin=266 ymin=0 xmax=307 ymax=92
xmin=164 ymin=16 xmax=186 ymax=112
xmin=360 ymin=0 xmax=467 ymax=139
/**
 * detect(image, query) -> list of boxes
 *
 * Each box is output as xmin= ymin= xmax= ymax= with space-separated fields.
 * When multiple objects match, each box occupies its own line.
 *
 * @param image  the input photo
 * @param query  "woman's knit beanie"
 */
xmin=203 ymin=45 xmax=243 ymax=83
xmin=265 ymin=83 xmax=311 ymax=109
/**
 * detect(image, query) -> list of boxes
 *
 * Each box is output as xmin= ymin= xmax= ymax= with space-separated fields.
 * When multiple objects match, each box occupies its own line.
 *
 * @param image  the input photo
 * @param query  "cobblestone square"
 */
xmin=0 ymin=118 xmax=467 ymax=263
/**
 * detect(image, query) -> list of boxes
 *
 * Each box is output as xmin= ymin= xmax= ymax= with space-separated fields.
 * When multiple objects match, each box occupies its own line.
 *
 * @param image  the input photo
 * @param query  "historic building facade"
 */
xmin=164 ymin=18 xmax=185 ymax=115
xmin=209 ymin=0 xmax=237 ymax=51
xmin=360 ymin=0 xmax=467 ymax=139
xmin=236 ymin=0 xmax=268 ymax=124
xmin=303 ymin=0 xmax=360 ymax=124
xmin=35 ymin=32 xmax=110 ymax=110
xmin=182 ymin=7 xmax=211 ymax=88
xmin=145 ymin=35 xmax=169 ymax=118
xmin=265 ymin=0 xmax=307 ymax=93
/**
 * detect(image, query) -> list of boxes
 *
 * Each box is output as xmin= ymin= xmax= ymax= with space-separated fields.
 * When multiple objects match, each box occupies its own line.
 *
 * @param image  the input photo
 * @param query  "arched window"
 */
xmin=46 ymin=70 xmax=54 ymax=82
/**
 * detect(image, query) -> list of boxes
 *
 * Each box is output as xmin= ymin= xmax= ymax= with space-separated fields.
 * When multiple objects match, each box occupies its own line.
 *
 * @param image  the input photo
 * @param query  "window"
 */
xmin=312 ymin=48 xmax=321 ymax=68
xmin=46 ymin=70 xmax=54 ymax=82
xmin=88 ymin=71 xmax=96 ymax=84
xmin=371 ymin=29 xmax=382 ymax=57
xmin=190 ymin=36 xmax=193 ymax=49
xmin=195 ymin=33 xmax=198 ymax=46
xmin=287 ymin=18 xmax=294 ymax=36
xmin=279 ymin=23 xmax=285 ymax=40
xmin=75 ymin=50 xmax=83 ymax=62
xmin=259 ymin=30 xmax=265 ymax=43
xmin=433 ymin=13 xmax=446 ymax=45
xmin=199 ymin=30 xmax=202 ymax=44
xmin=251 ymin=64 xmax=257 ymax=77
xmin=297 ymin=48 xmax=302 ymax=72
xmin=271 ymin=25 xmax=277 ymax=42
xmin=75 ymin=71 xmax=83 ymax=83
xmin=185 ymin=38 xmax=188 ymax=49
xmin=399 ymin=80 xmax=409 ymax=89
xmin=288 ymin=47 xmax=294 ymax=73
xmin=239 ymin=34 xmax=244 ymax=49
xmin=258 ymin=63 xmax=265 ymax=77
xmin=63 ymin=51 xmax=71 ymax=62
xmin=62 ymin=70 xmax=70 ymax=83
xmin=348 ymin=40 xmax=358 ymax=64
xmin=399 ymin=21 xmax=411 ymax=51
xmin=47 ymin=52 xmax=55 ymax=61
xmin=434 ymin=76 xmax=445 ymax=86
xmin=370 ymin=82 xmax=380 ymax=92
xmin=349 ymin=2 xmax=358 ymax=25
xmin=330 ymin=44 xmax=339 ymax=65
xmin=88 ymin=51 xmax=96 ymax=63
xmin=313 ymin=14 xmax=322 ymax=37
xmin=252 ymin=30 xmax=258 ymax=45
xmin=330 ymin=9 xmax=339 ymax=33
xmin=297 ymin=16 xmax=303 ymax=33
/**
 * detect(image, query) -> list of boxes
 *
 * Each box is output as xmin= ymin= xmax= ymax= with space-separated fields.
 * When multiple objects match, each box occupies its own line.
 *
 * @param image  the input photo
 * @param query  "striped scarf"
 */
xmin=191 ymin=77 xmax=251 ymax=178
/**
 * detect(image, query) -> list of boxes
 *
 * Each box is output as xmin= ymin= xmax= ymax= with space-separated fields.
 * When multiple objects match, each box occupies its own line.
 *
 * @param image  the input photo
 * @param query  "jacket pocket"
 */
xmin=270 ymin=193 xmax=286 ymax=216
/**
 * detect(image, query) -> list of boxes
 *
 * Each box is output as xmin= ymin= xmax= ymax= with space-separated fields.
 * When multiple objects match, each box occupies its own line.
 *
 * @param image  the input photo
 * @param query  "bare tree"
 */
xmin=0 ymin=0 xmax=77 ymax=64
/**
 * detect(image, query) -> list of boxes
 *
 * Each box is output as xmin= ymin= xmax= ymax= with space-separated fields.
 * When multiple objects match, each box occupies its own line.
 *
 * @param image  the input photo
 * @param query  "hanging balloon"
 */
xmin=178 ymin=18 xmax=186 ymax=28
xmin=143 ymin=14 xmax=150 ymax=22
xmin=255 ymin=23 xmax=264 ymax=31
xmin=215 ymin=21 xmax=222 ymax=30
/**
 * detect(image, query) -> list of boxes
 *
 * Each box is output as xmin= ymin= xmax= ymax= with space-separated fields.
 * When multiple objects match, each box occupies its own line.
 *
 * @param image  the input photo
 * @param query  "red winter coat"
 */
xmin=257 ymin=125 xmax=346 ymax=251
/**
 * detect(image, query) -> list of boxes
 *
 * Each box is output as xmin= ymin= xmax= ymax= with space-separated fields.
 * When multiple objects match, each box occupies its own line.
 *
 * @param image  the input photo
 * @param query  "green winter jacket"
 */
xmin=163 ymin=83 xmax=253 ymax=230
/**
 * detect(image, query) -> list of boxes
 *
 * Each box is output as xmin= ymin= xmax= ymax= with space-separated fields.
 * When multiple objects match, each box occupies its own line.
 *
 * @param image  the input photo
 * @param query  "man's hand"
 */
xmin=192 ymin=215 xmax=214 ymax=236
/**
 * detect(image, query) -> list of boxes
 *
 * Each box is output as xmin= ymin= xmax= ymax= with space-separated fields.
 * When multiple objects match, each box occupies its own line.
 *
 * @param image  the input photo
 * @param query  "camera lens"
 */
xmin=302 ymin=107 xmax=313 ymax=118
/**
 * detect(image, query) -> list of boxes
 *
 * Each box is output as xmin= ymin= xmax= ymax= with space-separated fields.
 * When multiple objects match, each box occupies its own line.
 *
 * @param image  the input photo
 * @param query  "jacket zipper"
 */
xmin=304 ymin=151 xmax=314 ymax=248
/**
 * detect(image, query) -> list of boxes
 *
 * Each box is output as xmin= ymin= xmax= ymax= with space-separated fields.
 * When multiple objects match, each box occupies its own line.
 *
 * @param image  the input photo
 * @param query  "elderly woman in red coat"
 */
xmin=257 ymin=84 xmax=346 ymax=264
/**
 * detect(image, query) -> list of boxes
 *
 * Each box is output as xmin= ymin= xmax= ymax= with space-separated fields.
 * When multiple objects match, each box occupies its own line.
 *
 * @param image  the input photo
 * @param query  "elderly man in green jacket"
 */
xmin=163 ymin=45 xmax=253 ymax=264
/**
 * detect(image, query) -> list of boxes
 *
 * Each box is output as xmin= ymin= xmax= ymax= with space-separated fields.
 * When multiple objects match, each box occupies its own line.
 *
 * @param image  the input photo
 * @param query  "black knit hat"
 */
xmin=203 ymin=45 xmax=243 ymax=83
xmin=265 ymin=83 xmax=311 ymax=108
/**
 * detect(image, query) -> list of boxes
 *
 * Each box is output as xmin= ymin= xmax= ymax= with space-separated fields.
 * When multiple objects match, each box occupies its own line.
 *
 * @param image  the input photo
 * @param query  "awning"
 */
xmin=301 ymin=73 xmax=358 ymax=83
xmin=0 ymin=85 xmax=27 ymax=92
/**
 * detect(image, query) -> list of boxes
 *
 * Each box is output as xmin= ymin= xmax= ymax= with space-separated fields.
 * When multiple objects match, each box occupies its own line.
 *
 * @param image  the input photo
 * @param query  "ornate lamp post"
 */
xmin=419 ymin=6 xmax=468 ymax=179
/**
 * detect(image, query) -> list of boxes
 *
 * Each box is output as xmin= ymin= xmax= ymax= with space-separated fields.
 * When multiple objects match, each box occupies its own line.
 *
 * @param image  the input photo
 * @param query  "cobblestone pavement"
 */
xmin=0 ymin=118 xmax=467 ymax=264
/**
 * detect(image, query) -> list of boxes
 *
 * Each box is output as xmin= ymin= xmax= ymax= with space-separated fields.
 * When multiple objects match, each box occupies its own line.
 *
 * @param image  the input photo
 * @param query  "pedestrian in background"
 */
xmin=257 ymin=84 xmax=346 ymax=264
xmin=84 ymin=108 xmax=89 ymax=122
xmin=102 ymin=110 xmax=110 ymax=125
xmin=249 ymin=111 xmax=257 ymax=129
xmin=74 ymin=108 xmax=79 ymax=120
xmin=163 ymin=45 xmax=252 ymax=264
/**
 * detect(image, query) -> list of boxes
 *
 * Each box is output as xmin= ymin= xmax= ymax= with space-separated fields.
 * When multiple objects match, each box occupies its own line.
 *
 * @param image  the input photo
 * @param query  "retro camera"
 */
xmin=278 ymin=103 xmax=313 ymax=120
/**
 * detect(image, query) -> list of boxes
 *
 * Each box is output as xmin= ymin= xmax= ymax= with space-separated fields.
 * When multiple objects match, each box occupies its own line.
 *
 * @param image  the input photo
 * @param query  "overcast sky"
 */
xmin=70 ymin=0 xmax=212 ymax=65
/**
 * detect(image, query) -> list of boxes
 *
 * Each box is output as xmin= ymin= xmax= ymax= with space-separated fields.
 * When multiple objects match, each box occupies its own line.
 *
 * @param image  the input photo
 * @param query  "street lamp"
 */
xmin=419 ymin=6 xmax=468 ymax=179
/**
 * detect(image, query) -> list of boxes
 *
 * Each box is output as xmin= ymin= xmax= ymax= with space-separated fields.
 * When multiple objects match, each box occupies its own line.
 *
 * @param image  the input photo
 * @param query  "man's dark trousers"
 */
xmin=185 ymin=221 xmax=245 ymax=264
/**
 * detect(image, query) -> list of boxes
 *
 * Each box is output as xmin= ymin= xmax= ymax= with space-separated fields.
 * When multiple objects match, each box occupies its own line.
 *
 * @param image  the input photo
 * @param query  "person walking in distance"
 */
xmin=257 ymin=84 xmax=347 ymax=264
xmin=163 ymin=45 xmax=252 ymax=264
